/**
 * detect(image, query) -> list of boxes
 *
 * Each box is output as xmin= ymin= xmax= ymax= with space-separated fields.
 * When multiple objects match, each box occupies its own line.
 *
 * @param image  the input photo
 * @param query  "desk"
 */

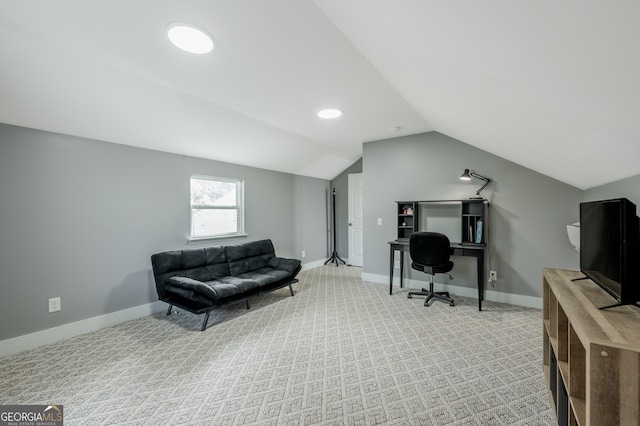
xmin=388 ymin=240 xmax=486 ymax=311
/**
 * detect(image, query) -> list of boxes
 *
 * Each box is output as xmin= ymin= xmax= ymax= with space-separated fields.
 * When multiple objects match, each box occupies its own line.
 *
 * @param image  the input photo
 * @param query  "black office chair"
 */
xmin=407 ymin=232 xmax=455 ymax=306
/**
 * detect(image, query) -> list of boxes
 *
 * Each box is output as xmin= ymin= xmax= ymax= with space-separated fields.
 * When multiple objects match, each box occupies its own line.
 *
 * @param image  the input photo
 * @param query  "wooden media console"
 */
xmin=543 ymin=268 xmax=640 ymax=425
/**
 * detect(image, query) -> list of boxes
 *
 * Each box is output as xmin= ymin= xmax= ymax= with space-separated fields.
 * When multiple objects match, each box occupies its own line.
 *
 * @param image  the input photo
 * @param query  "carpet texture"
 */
xmin=0 ymin=265 xmax=554 ymax=425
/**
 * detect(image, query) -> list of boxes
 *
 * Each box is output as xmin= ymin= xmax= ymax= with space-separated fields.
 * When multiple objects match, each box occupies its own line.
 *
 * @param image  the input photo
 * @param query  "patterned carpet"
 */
xmin=0 ymin=266 xmax=554 ymax=425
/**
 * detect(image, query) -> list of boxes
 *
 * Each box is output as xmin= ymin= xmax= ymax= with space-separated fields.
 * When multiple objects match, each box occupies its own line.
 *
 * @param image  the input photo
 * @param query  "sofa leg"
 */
xmin=246 ymin=299 xmax=250 ymax=309
xmin=201 ymin=311 xmax=211 ymax=331
xmin=289 ymin=283 xmax=294 ymax=296
xmin=166 ymin=304 xmax=173 ymax=315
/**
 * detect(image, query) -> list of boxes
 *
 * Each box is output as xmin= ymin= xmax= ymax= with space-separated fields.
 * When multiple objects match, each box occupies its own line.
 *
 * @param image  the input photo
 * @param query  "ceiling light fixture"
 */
xmin=167 ymin=23 xmax=213 ymax=54
xmin=317 ymin=108 xmax=342 ymax=119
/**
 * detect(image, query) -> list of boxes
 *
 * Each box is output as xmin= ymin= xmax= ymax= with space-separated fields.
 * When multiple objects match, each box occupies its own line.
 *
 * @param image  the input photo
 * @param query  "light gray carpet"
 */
xmin=0 ymin=265 xmax=554 ymax=425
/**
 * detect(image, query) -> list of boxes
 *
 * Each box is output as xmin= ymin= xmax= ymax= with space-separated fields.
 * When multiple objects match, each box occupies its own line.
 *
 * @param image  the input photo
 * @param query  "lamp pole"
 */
xmin=324 ymin=188 xmax=345 ymax=267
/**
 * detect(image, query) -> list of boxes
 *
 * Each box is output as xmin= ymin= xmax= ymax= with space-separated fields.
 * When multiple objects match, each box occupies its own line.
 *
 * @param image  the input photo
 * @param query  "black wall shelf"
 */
xmin=395 ymin=199 xmax=488 ymax=244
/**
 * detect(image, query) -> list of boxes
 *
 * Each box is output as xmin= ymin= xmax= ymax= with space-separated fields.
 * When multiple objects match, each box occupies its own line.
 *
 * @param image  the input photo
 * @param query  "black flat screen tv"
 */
xmin=580 ymin=198 xmax=640 ymax=309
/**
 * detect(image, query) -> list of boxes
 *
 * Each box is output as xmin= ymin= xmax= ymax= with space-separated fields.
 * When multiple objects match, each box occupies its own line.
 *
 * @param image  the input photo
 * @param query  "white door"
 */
xmin=348 ymin=173 xmax=364 ymax=266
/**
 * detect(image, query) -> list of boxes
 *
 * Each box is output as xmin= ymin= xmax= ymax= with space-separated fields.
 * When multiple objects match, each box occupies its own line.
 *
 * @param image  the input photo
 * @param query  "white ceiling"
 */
xmin=1 ymin=1 xmax=639 ymax=189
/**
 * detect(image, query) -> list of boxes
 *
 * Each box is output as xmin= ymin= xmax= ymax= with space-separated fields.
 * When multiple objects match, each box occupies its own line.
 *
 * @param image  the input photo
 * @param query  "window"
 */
xmin=190 ymin=175 xmax=244 ymax=239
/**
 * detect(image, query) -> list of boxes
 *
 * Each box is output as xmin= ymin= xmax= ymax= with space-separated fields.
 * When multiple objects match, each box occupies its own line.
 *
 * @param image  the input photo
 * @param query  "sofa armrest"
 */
xmin=166 ymin=276 xmax=218 ymax=301
xmin=268 ymin=257 xmax=302 ymax=277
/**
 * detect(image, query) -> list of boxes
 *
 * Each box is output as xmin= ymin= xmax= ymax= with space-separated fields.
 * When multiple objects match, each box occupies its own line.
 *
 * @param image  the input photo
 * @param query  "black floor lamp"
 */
xmin=325 ymin=188 xmax=345 ymax=267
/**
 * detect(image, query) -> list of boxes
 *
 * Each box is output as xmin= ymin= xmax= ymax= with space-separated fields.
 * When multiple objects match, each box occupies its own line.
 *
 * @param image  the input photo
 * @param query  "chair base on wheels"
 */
xmin=408 ymin=284 xmax=455 ymax=307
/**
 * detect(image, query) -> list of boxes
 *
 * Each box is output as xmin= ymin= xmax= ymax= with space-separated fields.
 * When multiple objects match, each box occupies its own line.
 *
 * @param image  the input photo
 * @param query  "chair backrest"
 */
xmin=409 ymin=232 xmax=451 ymax=268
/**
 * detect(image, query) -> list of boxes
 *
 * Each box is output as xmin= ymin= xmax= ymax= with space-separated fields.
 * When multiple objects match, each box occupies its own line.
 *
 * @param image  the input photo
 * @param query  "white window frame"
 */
xmin=189 ymin=174 xmax=245 ymax=241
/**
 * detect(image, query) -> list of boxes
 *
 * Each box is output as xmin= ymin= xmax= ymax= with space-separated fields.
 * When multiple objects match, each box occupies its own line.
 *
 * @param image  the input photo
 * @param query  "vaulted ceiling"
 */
xmin=1 ymin=1 xmax=639 ymax=189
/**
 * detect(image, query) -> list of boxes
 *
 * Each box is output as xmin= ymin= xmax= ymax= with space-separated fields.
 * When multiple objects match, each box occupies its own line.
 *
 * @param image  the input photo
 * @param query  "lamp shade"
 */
xmin=460 ymin=169 xmax=472 ymax=180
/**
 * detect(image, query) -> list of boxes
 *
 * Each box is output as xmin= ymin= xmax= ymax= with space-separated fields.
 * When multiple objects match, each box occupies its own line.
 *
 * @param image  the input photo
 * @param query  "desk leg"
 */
xmin=477 ymin=250 xmax=484 ymax=311
xmin=389 ymin=245 xmax=394 ymax=295
xmin=399 ymin=250 xmax=404 ymax=289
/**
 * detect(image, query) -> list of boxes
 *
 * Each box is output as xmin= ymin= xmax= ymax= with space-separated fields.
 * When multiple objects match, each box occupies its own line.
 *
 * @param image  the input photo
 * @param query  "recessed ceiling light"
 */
xmin=167 ymin=24 xmax=213 ymax=54
xmin=317 ymin=108 xmax=342 ymax=119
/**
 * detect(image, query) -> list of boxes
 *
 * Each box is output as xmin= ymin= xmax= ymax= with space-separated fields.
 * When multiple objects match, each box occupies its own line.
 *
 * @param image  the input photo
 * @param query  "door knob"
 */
xmin=349 ymin=223 xmax=352 ymax=226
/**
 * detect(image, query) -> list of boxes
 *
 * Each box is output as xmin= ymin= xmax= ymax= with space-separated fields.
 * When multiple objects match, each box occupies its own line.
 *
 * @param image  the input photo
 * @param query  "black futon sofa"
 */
xmin=151 ymin=239 xmax=301 ymax=330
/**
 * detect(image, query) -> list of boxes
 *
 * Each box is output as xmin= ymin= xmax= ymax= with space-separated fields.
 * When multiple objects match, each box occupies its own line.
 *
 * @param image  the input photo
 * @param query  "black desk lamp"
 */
xmin=460 ymin=169 xmax=491 ymax=199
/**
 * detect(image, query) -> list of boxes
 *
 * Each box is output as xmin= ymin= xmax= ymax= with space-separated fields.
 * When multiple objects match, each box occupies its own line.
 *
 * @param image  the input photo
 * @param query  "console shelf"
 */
xmin=542 ymin=268 xmax=640 ymax=425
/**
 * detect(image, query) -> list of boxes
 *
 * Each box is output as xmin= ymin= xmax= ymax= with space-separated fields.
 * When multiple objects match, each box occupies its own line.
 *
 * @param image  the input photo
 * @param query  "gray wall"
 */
xmin=0 ymin=123 xmax=329 ymax=340
xmin=584 ymin=174 xmax=640 ymax=206
xmin=330 ymin=158 xmax=363 ymax=262
xmin=293 ymin=175 xmax=332 ymax=262
xmin=362 ymin=132 xmax=582 ymax=299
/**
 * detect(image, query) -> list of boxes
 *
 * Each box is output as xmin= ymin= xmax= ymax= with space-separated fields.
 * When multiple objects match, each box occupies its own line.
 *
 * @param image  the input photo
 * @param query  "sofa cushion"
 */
xmin=225 ymin=239 xmax=275 ymax=261
xmin=151 ymin=250 xmax=184 ymax=275
xmin=268 ymin=257 xmax=301 ymax=276
xmin=161 ymin=284 xmax=215 ymax=306
xmin=151 ymin=247 xmax=229 ymax=298
xmin=166 ymin=276 xmax=218 ymax=301
xmin=181 ymin=247 xmax=229 ymax=280
xmin=216 ymin=276 xmax=262 ymax=293
xmin=226 ymin=239 xmax=275 ymax=275
xmin=183 ymin=248 xmax=206 ymax=269
xmin=166 ymin=275 xmax=261 ymax=303
xmin=204 ymin=246 xmax=229 ymax=278
xmin=237 ymin=267 xmax=292 ymax=286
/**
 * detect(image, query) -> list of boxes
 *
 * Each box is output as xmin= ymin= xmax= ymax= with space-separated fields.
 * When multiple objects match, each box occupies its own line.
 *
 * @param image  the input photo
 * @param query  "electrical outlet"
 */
xmin=48 ymin=297 xmax=61 ymax=313
xmin=377 ymin=218 xmax=382 ymax=225
xmin=301 ymin=250 xmax=306 ymax=258
xmin=489 ymin=270 xmax=497 ymax=281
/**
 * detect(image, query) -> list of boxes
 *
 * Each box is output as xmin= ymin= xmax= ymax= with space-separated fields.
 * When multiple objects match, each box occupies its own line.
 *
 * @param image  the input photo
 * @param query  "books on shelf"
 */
xmin=466 ymin=219 xmax=483 ymax=244
xmin=476 ymin=219 xmax=483 ymax=243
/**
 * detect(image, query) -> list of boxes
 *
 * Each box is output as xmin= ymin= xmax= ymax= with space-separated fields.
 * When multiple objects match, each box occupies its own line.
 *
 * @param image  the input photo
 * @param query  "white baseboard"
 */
xmin=301 ymin=258 xmax=334 ymax=271
xmin=0 ymin=301 xmax=166 ymax=358
xmin=361 ymin=272 xmax=542 ymax=309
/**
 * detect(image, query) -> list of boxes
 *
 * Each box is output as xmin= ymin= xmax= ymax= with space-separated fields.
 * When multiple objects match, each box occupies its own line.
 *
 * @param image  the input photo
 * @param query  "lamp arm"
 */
xmin=469 ymin=171 xmax=490 ymax=183
xmin=469 ymin=171 xmax=491 ymax=197
xmin=475 ymin=180 xmax=490 ymax=197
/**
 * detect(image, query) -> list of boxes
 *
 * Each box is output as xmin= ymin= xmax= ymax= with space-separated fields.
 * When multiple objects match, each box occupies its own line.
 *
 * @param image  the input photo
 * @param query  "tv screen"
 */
xmin=580 ymin=198 xmax=640 ymax=308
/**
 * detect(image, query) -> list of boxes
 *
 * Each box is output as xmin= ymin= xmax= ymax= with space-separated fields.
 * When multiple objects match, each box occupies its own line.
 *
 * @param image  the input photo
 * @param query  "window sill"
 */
xmin=187 ymin=234 xmax=248 ymax=244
